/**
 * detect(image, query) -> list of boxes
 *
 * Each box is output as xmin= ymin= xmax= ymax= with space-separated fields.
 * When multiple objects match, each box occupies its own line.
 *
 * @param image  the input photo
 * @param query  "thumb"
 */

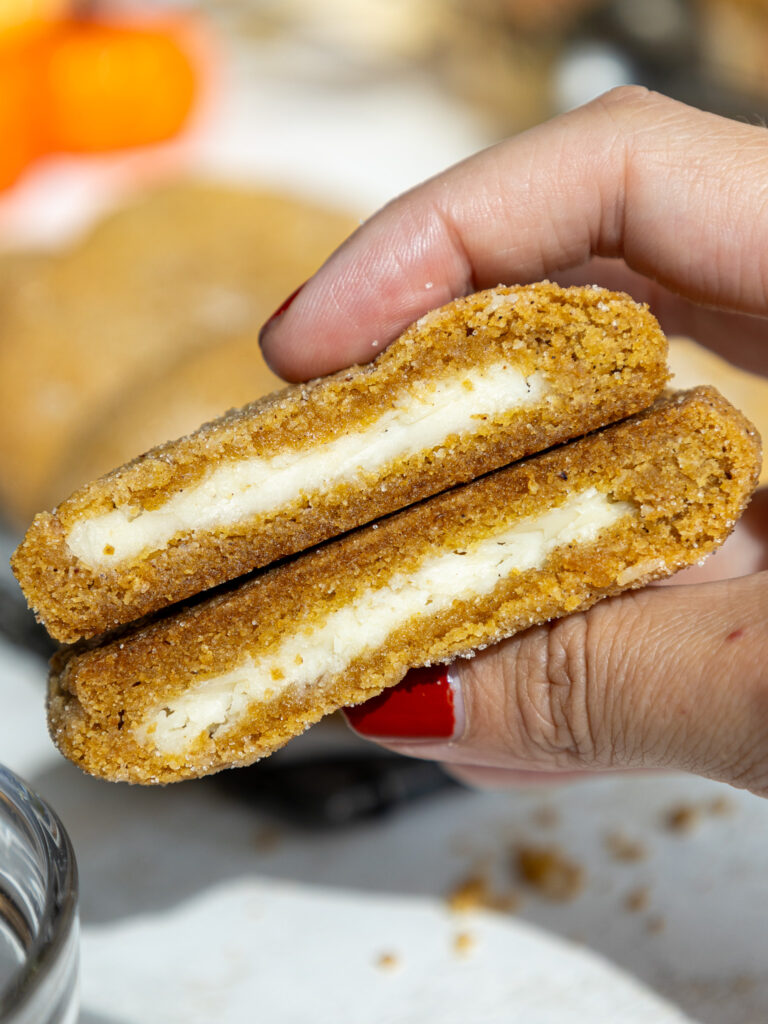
xmin=344 ymin=573 xmax=768 ymax=795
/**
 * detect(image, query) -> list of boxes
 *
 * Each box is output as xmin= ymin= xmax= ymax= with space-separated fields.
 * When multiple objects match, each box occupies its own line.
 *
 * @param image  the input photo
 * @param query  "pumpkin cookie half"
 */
xmin=14 ymin=281 xmax=667 ymax=642
xmin=48 ymin=387 xmax=760 ymax=783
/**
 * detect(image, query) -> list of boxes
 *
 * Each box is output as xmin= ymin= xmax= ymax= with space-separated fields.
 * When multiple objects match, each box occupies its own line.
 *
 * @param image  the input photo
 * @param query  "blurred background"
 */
xmin=1 ymin=3 xmax=768 ymax=1023
xmin=0 ymin=0 xmax=767 ymax=528
xmin=1 ymin=0 xmax=768 ymax=530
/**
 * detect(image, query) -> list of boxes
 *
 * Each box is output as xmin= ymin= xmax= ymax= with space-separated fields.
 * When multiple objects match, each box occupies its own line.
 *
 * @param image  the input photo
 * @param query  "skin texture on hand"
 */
xmin=260 ymin=87 xmax=768 ymax=796
xmin=260 ymin=86 xmax=768 ymax=379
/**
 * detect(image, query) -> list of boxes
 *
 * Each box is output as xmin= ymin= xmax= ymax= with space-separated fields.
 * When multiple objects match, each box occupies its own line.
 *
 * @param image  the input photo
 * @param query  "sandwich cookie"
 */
xmin=13 ymin=282 xmax=668 ymax=642
xmin=47 ymin=387 xmax=760 ymax=783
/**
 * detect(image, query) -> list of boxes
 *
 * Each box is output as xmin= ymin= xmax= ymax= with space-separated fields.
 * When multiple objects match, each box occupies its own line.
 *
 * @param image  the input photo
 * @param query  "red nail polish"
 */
xmin=262 ymin=283 xmax=304 ymax=331
xmin=344 ymin=665 xmax=458 ymax=740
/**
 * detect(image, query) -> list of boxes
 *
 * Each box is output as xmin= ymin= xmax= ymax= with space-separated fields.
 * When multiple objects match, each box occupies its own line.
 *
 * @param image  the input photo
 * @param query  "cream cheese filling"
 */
xmin=66 ymin=362 xmax=547 ymax=569
xmin=137 ymin=488 xmax=634 ymax=755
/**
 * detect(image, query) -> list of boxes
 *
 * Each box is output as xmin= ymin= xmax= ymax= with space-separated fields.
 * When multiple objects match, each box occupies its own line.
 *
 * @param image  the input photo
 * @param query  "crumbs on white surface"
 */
xmin=604 ymin=831 xmax=648 ymax=863
xmin=515 ymin=845 xmax=585 ymax=902
xmin=446 ymin=873 xmax=519 ymax=915
xmin=453 ymin=931 xmax=477 ymax=957
xmin=531 ymin=805 xmax=560 ymax=829
xmin=707 ymin=795 xmax=734 ymax=816
xmin=624 ymin=887 xmax=651 ymax=914
xmin=664 ymin=804 xmax=702 ymax=835
xmin=663 ymin=795 xmax=735 ymax=833
xmin=375 ymin=952 xmax=401 ymax=971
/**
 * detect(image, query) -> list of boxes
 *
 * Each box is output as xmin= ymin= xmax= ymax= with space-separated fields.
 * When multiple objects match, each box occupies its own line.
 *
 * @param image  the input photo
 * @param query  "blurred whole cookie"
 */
xmin=0 ymin=182 xmax=357 ymax=524
xmin=52 ymin=331 xmax=282 ymax=500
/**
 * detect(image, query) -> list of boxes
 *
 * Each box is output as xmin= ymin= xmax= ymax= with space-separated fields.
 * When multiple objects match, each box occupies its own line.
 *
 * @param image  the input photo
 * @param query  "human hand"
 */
xmin=259 ymin=87 xmax=768 ymax=794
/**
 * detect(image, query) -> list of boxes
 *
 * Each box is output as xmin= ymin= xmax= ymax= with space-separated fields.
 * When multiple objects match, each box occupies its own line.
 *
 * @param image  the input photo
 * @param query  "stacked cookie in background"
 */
xmin=0 ymin=182 xmax=358 ymax=525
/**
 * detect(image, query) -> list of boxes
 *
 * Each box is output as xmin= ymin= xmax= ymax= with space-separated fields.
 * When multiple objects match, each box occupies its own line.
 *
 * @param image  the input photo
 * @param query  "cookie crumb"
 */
xmin=664 ymin=804 xmax=701 ymax=834
xmin=624 ymin=886 xmax=650 ymax=913
xmin=375 ymin=952 xmax=400 ymax=971
xmin=252 ymin=824 xmax=282 ymax=852
xmin=646 ymin=914 xmax=666 ymax=934
xmin=446 ymin=872 xmax=518 ymax=914
xmin=604 ymin=830 xmax=648 ymax=862
xmin=453 ymin=931 xmax=476 ymax=957
xmin=531 ymin=804 xmax=559 ymax=829
xmin=706 ymin=794 xmax=733 ymax=817
xmin=515 ymin=845 xmax=585 ymax=901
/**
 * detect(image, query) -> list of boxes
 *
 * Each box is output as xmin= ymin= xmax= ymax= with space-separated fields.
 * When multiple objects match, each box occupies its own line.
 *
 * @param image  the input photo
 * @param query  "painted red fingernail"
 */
xmin=261 ymin=282 xmax=304 ymax=332
xmin=344 ymin=665 xmax=461 ymax=741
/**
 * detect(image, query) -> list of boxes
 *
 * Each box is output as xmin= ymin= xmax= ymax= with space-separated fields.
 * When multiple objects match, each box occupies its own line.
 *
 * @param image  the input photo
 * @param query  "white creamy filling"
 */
xmin=137 ymin=488 xmax=634 ymax=755
xmin=66 ymin=363 xmax=547 ymax=569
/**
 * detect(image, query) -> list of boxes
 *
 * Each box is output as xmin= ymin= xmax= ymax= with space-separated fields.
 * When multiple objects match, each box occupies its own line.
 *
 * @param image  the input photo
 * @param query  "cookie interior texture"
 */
xmin=48 ymin=387 xmax=760 ymax=784
xmin=14 ymin=281 xmax=668 ymax=643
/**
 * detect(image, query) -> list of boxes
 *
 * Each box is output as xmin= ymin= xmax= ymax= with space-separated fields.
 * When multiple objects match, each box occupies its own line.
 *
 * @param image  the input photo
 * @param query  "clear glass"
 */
xmin=0 ymin=766 xmax=78 ymax=1024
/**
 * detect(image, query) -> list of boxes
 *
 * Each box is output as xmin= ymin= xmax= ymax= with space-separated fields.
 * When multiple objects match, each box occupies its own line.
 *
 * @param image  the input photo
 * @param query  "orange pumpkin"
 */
xmin=41 ymin=20 xmax=198 ymax=153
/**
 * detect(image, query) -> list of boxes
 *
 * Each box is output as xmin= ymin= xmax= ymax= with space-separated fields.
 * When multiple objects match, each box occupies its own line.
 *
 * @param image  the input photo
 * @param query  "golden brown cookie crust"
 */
xmin=48 ymin=387 xmax=760 ymax=784
xmin=14 ymin=282 xmax=668 ymax=642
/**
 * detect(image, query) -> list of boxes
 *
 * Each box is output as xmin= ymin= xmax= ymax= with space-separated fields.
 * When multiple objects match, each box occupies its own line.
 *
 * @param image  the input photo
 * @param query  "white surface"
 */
xmin=81 ymin=881 xmax=691 ymax=1024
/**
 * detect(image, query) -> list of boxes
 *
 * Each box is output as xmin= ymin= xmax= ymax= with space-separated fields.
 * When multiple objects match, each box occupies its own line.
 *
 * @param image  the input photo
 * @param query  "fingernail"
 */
xmin=344 ymin=664 xmax=465 ymax=742
xmin=260 ymin=282 xmax=304 ymax=334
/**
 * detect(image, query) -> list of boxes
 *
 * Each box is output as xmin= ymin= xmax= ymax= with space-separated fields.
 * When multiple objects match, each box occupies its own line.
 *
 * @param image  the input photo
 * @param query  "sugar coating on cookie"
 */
xmin=48 ymin=387 xmax=760 ymax=784
xmin=14 ymin=282 xmax=668 ymax=643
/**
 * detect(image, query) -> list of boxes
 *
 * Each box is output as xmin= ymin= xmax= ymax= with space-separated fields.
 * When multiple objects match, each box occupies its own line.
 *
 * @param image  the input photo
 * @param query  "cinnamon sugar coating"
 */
xmin=48 ymin=387 xmax=760 ymax=784
xmin=14 ymin=282 xmax=668 ymax=642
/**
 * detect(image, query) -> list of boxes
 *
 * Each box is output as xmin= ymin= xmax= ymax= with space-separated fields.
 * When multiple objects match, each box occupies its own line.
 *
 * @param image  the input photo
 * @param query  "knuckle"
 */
xmin=595 ymin=83 xmax=659 ymax=117
xmin=467 ymin=578 xmax=768 ymax=789
xmin=493 ymin=596 xmax=651 ymax=770
xmin=498 ymin=611 xmax=605 ymax=767
xmin=543 ymin=615 xmax=595 ymax=758
xmin=592 ymin=85 xmax=681 ymax=141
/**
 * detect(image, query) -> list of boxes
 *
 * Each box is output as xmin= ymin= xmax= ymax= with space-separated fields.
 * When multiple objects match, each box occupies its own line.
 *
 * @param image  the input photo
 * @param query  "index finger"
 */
xmin=260 ymin=87 xmax=768 ymax=381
